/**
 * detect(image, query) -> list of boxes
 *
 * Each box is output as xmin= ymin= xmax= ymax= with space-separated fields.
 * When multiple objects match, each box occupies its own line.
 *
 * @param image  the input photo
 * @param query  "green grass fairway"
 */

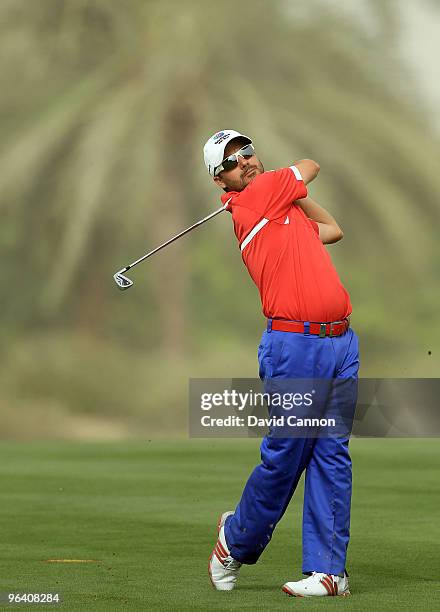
xmin=0 ymin=440 xmax=438 ymax=611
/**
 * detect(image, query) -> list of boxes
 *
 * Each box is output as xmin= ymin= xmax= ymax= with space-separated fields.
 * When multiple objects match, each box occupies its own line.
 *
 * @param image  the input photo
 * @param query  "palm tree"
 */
xmin=0 ymin=0 xmax=438 ymax=365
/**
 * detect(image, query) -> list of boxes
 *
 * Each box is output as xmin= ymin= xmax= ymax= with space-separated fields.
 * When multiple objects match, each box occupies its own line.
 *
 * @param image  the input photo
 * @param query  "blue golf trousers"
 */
xmin=224 ymin=326 xmax=359 ymax=575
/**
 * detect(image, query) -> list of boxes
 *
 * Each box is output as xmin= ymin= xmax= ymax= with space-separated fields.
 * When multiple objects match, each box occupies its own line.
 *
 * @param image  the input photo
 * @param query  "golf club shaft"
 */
xmin=120 ymin=201 xmax=230 ymax=274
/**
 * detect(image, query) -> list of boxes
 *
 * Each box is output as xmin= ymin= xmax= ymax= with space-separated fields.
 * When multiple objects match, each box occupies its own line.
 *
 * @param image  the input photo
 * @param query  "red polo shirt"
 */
xmin=220 ymin=167 xmax=352 ymax=322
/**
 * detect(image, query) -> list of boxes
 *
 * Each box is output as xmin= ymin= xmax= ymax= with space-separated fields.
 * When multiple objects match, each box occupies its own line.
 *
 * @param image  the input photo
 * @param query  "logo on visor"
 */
xmin=213 ymin=131 xmax=230 ymax=145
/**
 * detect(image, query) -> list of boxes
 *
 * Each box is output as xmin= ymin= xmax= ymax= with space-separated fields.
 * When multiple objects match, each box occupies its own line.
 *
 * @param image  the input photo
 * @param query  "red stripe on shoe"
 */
xmin=326 ymin=575 xmax=337 ymax=596
xmin=214 ymin=544 xmax=225 ymax=558
xmin=214 ymin=545 xmax=224 ymax=560
xmin=213 ymin=547 xmax=225 ymax=565
xmin=321 ymin=575 xmax=335 ymax=596
xmin=320 ymin=579 xmax=333 ymax=596
xmin=216 ymin=540 xmax=228 ymax=557
xmin=282 ymin=585 xmax=304 ymax=598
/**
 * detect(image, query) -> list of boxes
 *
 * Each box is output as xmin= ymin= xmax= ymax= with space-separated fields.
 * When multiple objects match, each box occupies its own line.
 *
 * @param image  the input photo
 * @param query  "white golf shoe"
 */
xmin=208 ymin=511 xmax=242 ymax=591
xmin=282 ymin=571 xmax=350 ymax=597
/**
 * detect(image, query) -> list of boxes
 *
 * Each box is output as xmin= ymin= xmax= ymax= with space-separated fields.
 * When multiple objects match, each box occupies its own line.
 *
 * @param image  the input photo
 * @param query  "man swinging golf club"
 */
xmin=204 ymin=130 xmax=359 ymax=597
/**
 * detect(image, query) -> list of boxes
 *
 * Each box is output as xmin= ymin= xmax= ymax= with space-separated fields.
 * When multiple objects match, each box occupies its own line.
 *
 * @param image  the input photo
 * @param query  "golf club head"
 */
xmin=113 ymin=271 xmax=133 ymax=290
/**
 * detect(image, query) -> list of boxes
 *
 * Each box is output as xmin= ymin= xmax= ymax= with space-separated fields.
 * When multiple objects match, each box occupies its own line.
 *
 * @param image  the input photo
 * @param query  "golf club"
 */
xmin=113 ymin=199 xmax=231 ymax=290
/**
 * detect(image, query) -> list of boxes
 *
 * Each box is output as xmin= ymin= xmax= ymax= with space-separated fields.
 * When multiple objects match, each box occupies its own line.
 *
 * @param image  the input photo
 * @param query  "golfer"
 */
xmin=204 ymin=130 xmax=359 ymax=597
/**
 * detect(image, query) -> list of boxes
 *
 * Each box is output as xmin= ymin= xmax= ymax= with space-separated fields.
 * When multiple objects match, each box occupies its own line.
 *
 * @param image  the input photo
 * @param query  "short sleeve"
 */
xmin=235 ymin=167 xmax=307 ymax=221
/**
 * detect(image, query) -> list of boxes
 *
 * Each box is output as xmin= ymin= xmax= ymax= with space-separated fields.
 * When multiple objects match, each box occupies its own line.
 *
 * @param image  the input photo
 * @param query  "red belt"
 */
xmin=269 ymin=318 xmax=350 ymax=337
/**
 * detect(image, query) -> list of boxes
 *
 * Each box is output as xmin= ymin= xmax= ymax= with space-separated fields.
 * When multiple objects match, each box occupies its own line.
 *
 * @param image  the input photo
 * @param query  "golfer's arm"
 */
xmin=296 ymin=196 xmax=344 ymax=244
xmin=292 ymin=159 xmax=320 ymax=185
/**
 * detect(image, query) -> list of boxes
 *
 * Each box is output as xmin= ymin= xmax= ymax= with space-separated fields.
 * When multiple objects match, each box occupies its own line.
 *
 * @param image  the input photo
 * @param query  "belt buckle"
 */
xmin=329 ymin=322 xmax=334 ymax=337
xmin=319 ymin=323 xmax=327 ymax=338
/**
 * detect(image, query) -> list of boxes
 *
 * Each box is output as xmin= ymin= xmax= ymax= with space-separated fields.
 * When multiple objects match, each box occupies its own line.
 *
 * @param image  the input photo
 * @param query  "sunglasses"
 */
xmin=214 ymin=143 xmax=256 ymax=176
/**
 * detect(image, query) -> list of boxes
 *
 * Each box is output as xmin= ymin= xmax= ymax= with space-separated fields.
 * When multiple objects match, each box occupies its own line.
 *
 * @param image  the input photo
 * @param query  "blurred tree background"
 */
xmin=1 ymin=0 xmax=439 ymax=439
